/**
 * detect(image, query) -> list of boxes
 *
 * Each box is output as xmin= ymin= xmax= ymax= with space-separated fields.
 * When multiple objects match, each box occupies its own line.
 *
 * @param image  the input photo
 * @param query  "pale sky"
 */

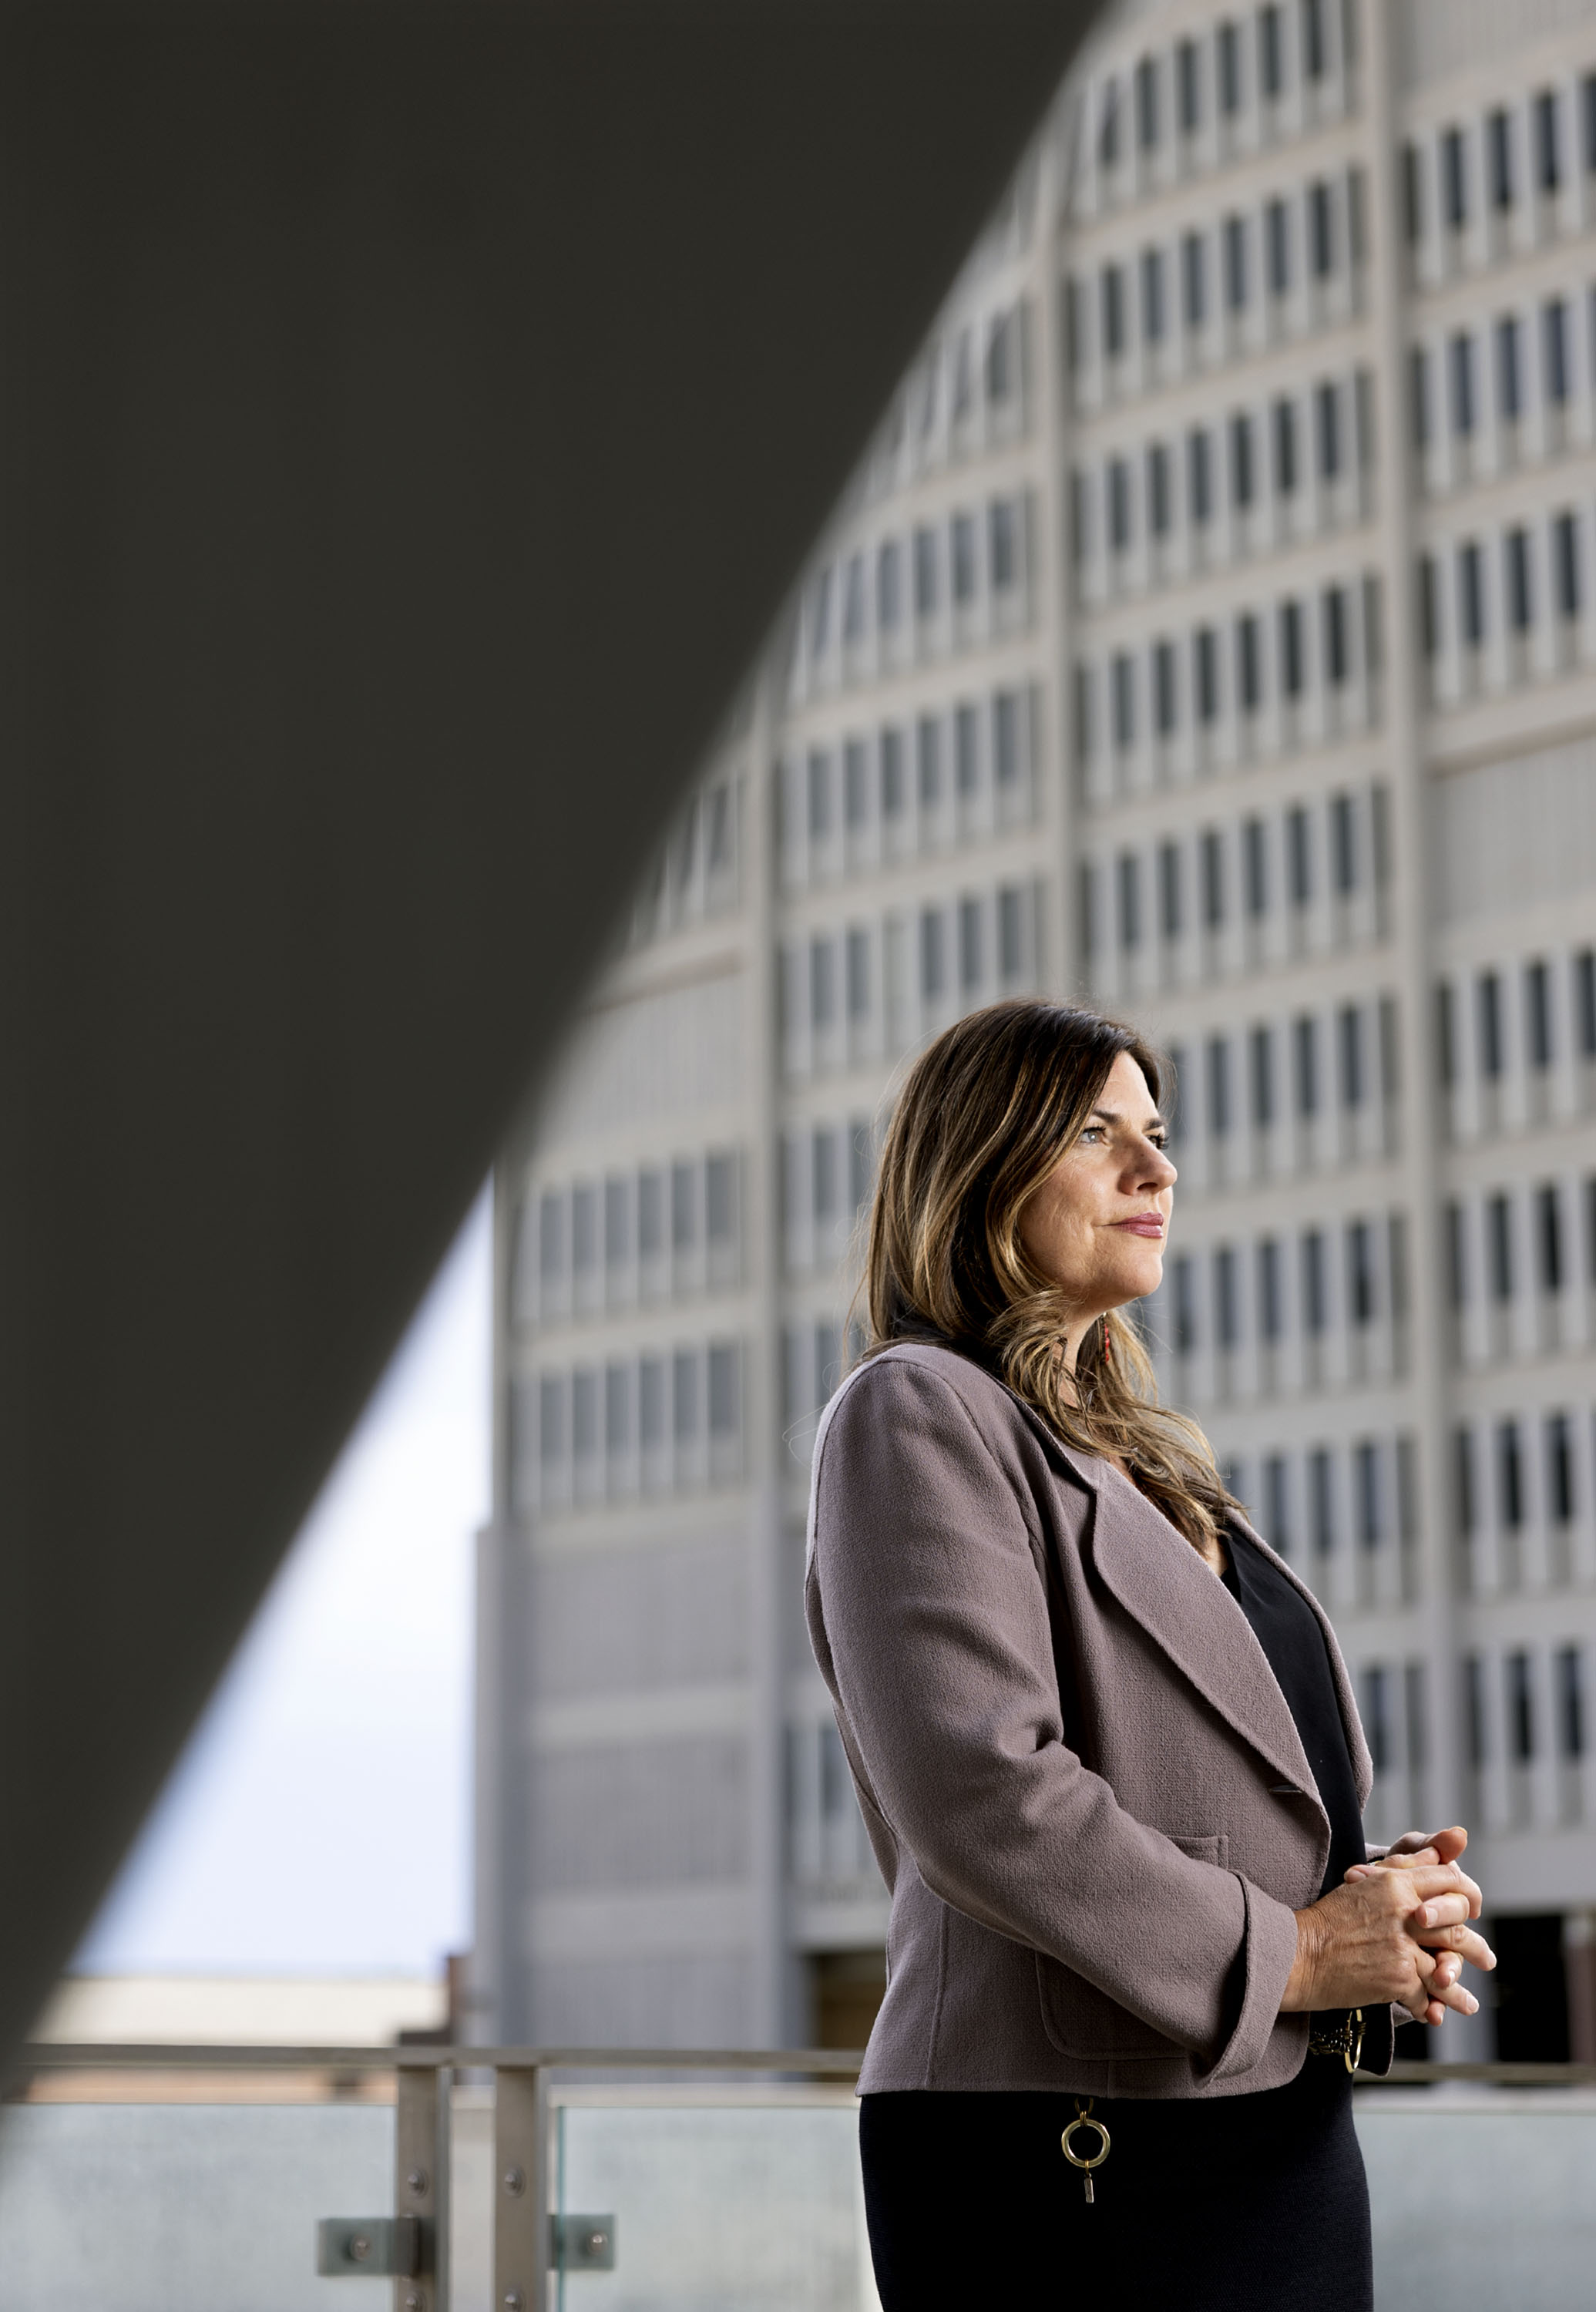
xmin=76 ymin=1188 xmax=492 ymax=1980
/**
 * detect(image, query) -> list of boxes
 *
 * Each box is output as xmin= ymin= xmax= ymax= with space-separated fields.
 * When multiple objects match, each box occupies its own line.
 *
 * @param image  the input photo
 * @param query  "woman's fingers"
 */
xmin=1411 ymin=1891 xmax=1473 ymax=1931
xmin=1411 ymin=1921 xmax=1497 ymax=1971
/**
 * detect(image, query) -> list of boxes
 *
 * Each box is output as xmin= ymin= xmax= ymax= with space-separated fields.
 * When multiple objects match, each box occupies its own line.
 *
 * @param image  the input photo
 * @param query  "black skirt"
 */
xmin=859 ymin=2057 xmax=1371 ymax=2312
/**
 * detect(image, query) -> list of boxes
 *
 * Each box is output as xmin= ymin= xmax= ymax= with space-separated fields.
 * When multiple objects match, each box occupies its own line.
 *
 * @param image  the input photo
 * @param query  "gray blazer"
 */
xmin=805 ymin=1342 xmax=1396 ymax=2098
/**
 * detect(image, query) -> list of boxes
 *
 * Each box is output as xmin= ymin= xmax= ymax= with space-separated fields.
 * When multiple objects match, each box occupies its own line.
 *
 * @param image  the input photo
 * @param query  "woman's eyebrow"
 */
xmin=1088 ymin=1106 xmax=1167 ymax=1131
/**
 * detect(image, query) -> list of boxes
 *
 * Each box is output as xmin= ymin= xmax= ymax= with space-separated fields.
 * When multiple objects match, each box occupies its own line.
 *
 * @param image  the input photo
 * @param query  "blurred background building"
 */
xmin=477 ymin=0 xmax=1596 ymax=2061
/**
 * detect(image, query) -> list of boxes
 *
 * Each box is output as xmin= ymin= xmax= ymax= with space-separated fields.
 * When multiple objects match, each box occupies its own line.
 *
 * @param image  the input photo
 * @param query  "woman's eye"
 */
xmin=1079 ymin=1126 xmax=1104 ymax=1143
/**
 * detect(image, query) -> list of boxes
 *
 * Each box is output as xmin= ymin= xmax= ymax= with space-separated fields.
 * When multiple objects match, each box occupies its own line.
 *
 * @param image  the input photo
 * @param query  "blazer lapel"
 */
xmin=1007 ymin=1423 xmax=1322 ymax=1811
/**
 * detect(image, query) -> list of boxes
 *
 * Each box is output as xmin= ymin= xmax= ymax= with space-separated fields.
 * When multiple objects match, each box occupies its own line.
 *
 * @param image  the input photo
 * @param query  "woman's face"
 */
xmin=1017 ymin=1050 xmax=1176 ymax=1334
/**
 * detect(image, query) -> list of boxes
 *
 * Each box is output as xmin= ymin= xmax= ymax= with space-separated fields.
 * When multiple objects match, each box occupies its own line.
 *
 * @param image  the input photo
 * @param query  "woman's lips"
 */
xmin=1113 ymin=1217 xmax=1166 ymax=1238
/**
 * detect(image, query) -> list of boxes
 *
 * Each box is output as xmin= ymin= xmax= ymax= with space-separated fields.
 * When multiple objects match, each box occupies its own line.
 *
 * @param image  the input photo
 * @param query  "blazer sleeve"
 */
xmin=809 ymin=1356 xmax=1301 ymax=2069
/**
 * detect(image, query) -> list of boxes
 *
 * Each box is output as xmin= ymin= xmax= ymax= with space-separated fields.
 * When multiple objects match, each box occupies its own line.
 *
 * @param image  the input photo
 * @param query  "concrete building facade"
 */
xmin=478 ymin=0 xmax=1596 ymax=2058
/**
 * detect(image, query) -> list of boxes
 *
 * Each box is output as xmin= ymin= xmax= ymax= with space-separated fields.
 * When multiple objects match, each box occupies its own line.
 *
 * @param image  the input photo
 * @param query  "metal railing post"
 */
xmin=493 ymin=2062 xmax=546 ymax=2312
xmin=394 ymin=2058 xmax=449 ymax=2312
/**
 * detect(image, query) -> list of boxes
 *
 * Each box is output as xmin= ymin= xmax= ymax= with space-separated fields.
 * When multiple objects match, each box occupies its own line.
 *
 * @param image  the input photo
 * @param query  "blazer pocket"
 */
xmin=1035 ymin=1832 xmax=1230 ymax=2062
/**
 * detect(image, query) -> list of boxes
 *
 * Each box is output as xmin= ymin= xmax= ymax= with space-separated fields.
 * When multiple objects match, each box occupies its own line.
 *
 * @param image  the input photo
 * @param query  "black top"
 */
xmin=1220 ymin=1527 xmax=1366 ymax=1900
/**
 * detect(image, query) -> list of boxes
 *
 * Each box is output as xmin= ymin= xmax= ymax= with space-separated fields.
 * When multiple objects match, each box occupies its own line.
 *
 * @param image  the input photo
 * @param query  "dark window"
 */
xmin=1188 ymin=426 xmax=1213 ymax=523
xmin=1117 ymin=852 xmax=1141 ymax=949
xmin=989 ymin=499 xmax=1018 ymax=590
xmin=1237 ymin=613 xmax=1261 ymax=711
xmin=1489 ymin=108 xmax=1513 ymax=210
xmin=1436 ymin=980 xmax=1456 ymax=1086
xmin=573 ymin=1181 xmax=600 ymax=1275
xmin=1363 ymin=1665 xmax=1389 ymax=1772
xmin=1444 ymin=125 xmax=1468 ymax=227
xmin=998 ymin=887 xmax=1023 ymax=983
xmin=1137 ymin=54 xmax=1159 ymax=148
xmin=1219 ymin=20 xmax=1242 ymax=113
xmin=954 ymin=703 xmax=979 ymax=797
xmin=880 ymin=727 xmax=906 ymax=819
xmin=1208 ymin=1036 xmax=1232 ymax=1135
xmin=1108 ymin=459 xmax=1131 ymax=551
xmin=1099 ymin=76 xmax=1121 ymax=167
xmin=846 ymin=926 xmax=871 ymax=1020
xmin=1527 ymin=959 xmax=1553 ymax=1068
xmin=1179 ymin=39 xmax=1201 ymax=132
xmin=1148 ymin=442 xmax=1171 ymax=535
xmin=1245 ymin=818 xmax=1268 ymax=917
xmin=1201 ymin=828 xmax=1225 ymax=927
xmin=1544 ymin=297 xmax=1570 ymax=405
xmin=1456 ymin=1427 xmax=1477 ymax=1535
xmin=1419 ymin=553 xmax=1439 ymax=657
xmin=993 ymin=691 xmax=1021 ymax=788
xmin=1575 ymin=949 xmax=1596 ymax=1057
xmin=1258 ymin=1236 xmax=1282 ymax=1338
xmin=1488 ymin=1191 xmax=1513 ymax=1301
xmin=1141 ymin=246 xmax=1165 ymax=343
xmin=1280 ymin=599 xmax=1304 ymax=696
xmin=1215 ymin=1244 xmax=1239 ymax=1346
xmin=1497 ymin=314 xmax=1521 ymax=420
xmin=539 ymin=1189 xmax=566 ymax=1284
xmin=843 ymin=738 xmax=868 ymax=829
xmin=1450 ymin=331 xmax=1475 ymax=434
xmin=1536 ymin=89 xmax=1561 ymax=193
xmin=1324 ymin=586 xmax=1349 ymax=686
xmin=1259 ymin=4 xmax=1282 ymax=97
xmin=1230 ymin=412 xmax=1255 ymax=507
xmin=1332 ymin=791 xmax=1356 ymax=892
xmin=916 ymin=714 xmax=942 ymax=807
xmin=1102 ymin=264 xmax=1125 ymax=358
xmin=1460 ymin=540 xmax=1484 ymax=646
xmin=919 ymin=907 xmax=944 ymax=1000
xmin=1339 ymin=1004 xmax=1364 ymax=1108
xmin=1289 ymin=805 xmax=1312 ymax=905
xmin=1113 ymin=653 xmax=1135 ymax=749
xmin=959 ymin=896 xmax=983 ymax=992
xmin=1506 ymin=527 xmax=1532 ymax=633
xmin=1158 ymin=841 xmax=1183 ymax=939
xmin=1274 ymin=397 xmax=1298 ymax=492
xmin=1302 ymin=0 xmax=1326 ymax=79
xmin=1507 ymin=1649 xmax=1533 ymax=1761
xmin=1316 ymin=380 xmax=1341 ymax=478
xmin=1183 ymin=231 xmax=1207 ymax=329
xmin=1225 ymin=213 xmax=1248 ymax=310
xmin=1309 ymin=180 xmax=1334 ymax=276
xmin=1557 ymin=1647 xmax=1584 ymax=1759
xmin=1265 ymin=1453 xmax=1291 ymax=1552
xmin=986 ymin=311 xmax=1016 ymax=405
xmin=876 ymin=539 xmax=901 ymax=630
xmin=1554 ymin=511 xmax=1581 ymax=618
xmin=951 ymin=514 xmax=976 ymax=603
xmin=1310 ymin=1445 xmax=1334 ymax=1551
xmin=1500 ymin=1422 xmax=1524 ymax=1531
xmin=1268 ymin=199 xmax=1291 ymax=295
xmin=842 ymin=553 xmax=865 ymax=641
xmin=1464 ymin=1653 xmax=1486 ymax=1766
xmin=1536 ymin=1182 xmax=1563 ymax=1293
xmin=1063 ymin=276 xmax=1084 ymax=371
xmin=1403 ymin=143 xmax=1423 ymax=243
xmin=1251 ymin=1023 xmax=1275 ymax=1125
xmin=1194 ymin=627 xmax=1218 ymax=721
xmin=806 ymin=748 xmax=833 ymax=841
xmin=1356 ymin=1440 xmax=1381 ymax=1545
xmin=1409 ymin=346 xmax=1430 ymax=449
xmin=1154 ymin=640 xmax=1177 ymax=735
xmin=1347 ymin=1217 xmax=1375 ymax=1322
xmin=1446 ymin=1198 xmax=1467 ymax=1307
xmin=913 ymin=526 xmax=939 ymax=617
xmin=1174 ymin=1253 xmax=1198 ymax=1352
xmin=604 ymin=1175 xmax=630 ymax=1269
xmin=1295 ymin=1016 xmax=1319 ymax=1117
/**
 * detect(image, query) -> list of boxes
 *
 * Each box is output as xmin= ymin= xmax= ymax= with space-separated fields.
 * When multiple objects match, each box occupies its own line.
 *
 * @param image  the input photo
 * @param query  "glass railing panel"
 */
xmin=551 ymin=2086 xmax=879 ymax=2312
xmin=0 ymin=2092 xmax=395 ymax=2312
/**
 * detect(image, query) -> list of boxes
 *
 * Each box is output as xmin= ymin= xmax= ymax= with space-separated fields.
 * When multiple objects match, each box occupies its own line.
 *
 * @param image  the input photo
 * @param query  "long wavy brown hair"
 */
xmin=855 ymin=999 xmax=1237 ymax=1556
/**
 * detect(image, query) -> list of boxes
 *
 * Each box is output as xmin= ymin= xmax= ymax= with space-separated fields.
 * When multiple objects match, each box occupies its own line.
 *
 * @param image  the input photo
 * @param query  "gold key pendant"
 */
xmin=1060 ymin=2098 xmax=1111 ymax=2205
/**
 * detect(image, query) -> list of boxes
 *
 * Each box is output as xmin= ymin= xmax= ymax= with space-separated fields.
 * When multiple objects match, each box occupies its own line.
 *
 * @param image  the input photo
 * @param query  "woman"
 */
xmin=805 ymin=1002 xmax=1493 ymax=2312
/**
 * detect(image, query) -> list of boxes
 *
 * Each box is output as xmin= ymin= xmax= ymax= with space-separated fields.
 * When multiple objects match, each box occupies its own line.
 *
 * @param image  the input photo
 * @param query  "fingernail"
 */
xmin=1467 ymin=1994 xmax=1479 ymax=2014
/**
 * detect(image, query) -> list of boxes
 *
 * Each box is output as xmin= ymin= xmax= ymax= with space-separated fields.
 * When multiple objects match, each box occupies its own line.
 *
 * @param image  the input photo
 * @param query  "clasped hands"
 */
xmin=1279 ymin=1825 xmax=1496 ymax=2028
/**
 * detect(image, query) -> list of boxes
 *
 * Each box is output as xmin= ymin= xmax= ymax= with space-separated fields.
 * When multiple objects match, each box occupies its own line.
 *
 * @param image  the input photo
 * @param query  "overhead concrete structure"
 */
xmin=0 ymin=0 xmax=1107 ymax=2075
